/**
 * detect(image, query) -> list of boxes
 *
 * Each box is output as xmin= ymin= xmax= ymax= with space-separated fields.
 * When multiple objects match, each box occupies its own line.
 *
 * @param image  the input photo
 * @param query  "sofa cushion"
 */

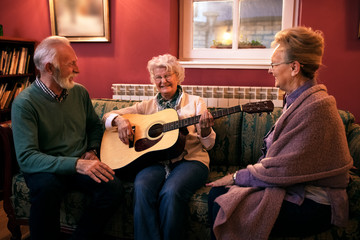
xmin=92 ymin=99 xmax=139 ymax=120
xmin=11 ymin=167 xmax=240 ymax=239
xmin=348 ymin=171 xmax=360 ymax=217
xmin=338 ymin=110 xmax=355 ymax=134
xmin=239 ymin=108 xmax=360 ymax=168
xmin=208 ymin=109 xmax=243 ymax=167
xmin=240 ymin=107 xmax=283 ymax=167
xmin=348 ymin=124 xmax=360 ymax=169
xmin=11 ymin=173 xmax=30 ymax=220
xmin=7 ymin=99 xmax=360 ymax=240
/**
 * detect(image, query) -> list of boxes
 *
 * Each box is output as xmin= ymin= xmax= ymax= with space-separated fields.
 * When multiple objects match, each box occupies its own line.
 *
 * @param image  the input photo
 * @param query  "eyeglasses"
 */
xmin=269 ymin=61 xmax=293 ymax=69
xmin=154 ymin=73 xmax=174 ymax=82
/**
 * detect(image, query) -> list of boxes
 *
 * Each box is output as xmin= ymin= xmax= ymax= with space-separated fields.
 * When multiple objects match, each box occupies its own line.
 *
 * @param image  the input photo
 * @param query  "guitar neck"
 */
xmin=163 ymin=105 xmax=242 ymax=132
xmin=162 ymin=100 xmax=274 ymax=132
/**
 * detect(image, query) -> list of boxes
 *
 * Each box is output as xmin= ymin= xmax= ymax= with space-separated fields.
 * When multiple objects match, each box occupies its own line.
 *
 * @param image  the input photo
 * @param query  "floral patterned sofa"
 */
xmin=1 ymin=98 xmax=360 ymax=240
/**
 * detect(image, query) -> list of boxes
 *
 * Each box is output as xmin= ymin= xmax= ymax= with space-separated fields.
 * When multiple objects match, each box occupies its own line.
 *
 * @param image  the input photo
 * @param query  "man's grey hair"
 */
xmin=33 ymin=36 xmax=71 ymax=72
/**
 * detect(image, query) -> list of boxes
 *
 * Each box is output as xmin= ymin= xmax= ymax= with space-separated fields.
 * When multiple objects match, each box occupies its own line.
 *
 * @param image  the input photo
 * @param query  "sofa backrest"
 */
xmin=92 ymin=99 xmax=244 ymax=167
xmin=92 ymin=99 xmax=138 ymax=120
xmin=339 ymin=110 xmax=360 ymax=169
xmin=92 ymin=99 xmax=360 ymax=170
xmin=239 ymin=108 xmax=283 ymax=167
xmin=207 ymin=109 xmax=242 ymax=166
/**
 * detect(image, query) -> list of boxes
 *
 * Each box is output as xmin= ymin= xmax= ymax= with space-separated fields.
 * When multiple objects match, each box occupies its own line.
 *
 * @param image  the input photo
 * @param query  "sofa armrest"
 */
xmin=0 ymin=126 xmax=20 ymax=213
xmin=348 ymin=171 xmax=360 ymax=217
xmin=338 ymin=110 xmax=360 ymax=168
xmin=347 ymin=123 xmax=360 ymax=169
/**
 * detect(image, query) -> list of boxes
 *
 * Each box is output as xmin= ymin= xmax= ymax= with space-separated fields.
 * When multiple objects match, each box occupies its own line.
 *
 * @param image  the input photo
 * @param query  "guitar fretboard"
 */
xmin=163 ymin=105 xmax=242 ymax=132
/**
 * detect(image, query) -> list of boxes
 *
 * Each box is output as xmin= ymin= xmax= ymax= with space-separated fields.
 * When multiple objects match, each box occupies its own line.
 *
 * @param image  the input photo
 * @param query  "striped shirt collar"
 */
xmin=35 ymin=77 xmax=68 ymax=102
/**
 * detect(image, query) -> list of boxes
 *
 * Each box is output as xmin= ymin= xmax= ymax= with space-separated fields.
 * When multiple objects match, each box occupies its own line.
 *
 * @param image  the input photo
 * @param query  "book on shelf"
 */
xmin=10 ymin=48 xmax=20 ymax=75
xmin=9 ymin=48 xmax=16 ymax=74
xmin=0 ymin=77 xmax=30 ymax=109
xmin=0 ymin=90 xmax=10 ymax=109
xmin=0 ymin=82 xmax=8 ymax=100
xmin=25 ymin=53 xmax=31 ymax=74
xmin=0 ymin=46 xmax=29 ymax=75
xmin=13 ymin=79 xmax=30 ymax=99
xmin=4 ymin=49 xmax=13 ymax=75
xmin=6 ymin=49 xmax=14 ymax=75
xmin=0 ymin=50 xmax=5 ymax=74
xmin=17 ymin=47 xmax=28 ymax=74
xmin=0 ymin=120 xmax=11 ymax=128
xmin=3 ymin=82 xmax=20 ymax=108
xmin=1 ymin=50 xmax=7 ymax=74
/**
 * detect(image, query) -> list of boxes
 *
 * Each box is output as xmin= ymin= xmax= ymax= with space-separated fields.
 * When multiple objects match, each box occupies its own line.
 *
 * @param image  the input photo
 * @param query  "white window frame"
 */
xmin=179 ymin=0 xmax=299 ymax=69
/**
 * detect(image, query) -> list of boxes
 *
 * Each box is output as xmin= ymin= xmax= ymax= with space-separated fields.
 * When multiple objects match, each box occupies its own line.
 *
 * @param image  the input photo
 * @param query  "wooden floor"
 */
xmin=0 ymin=200 xmax=29 ymax=240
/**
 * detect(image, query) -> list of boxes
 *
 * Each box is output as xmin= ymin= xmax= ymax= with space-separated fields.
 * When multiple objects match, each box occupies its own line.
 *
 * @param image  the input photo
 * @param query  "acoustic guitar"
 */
xmin=100 ymin=100 xmax=274 ymax=171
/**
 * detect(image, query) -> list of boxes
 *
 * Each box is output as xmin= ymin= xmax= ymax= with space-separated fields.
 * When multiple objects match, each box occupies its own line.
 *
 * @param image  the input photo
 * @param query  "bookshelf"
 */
xmin=0 ymin=37 xmax=36 ymax=123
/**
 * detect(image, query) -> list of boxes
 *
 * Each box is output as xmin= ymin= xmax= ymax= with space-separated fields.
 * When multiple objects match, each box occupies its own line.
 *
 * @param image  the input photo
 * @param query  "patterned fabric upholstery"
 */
xmin=208 ymin=108 xmax=243 ymax=167
xmin=92 ymin=99 xmax=138 ymax=120
xmin=9 ymin=99 xmax=360 ymax=240
xmin=240 ymin=108 xmax=283 ymax=167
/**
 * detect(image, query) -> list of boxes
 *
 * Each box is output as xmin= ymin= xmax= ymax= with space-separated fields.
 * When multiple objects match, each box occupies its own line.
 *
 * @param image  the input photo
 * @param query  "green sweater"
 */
xmin=11 ymin=82 xmax=103 ymax=174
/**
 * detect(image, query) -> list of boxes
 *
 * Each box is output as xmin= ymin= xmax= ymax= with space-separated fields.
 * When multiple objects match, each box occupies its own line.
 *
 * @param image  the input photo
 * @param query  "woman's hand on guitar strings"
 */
xmin=199 ymin=110 xmax=214 ymax=137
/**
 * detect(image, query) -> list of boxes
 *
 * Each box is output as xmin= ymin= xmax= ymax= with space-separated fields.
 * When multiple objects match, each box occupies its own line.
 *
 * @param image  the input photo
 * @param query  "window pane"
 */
xmin=180 ymin=0 xmax=298 ymax=68
xmin=238 ymin=0 xmax=282 ymax=48
xmin=193 ymin=1 xmax=233 ymax=49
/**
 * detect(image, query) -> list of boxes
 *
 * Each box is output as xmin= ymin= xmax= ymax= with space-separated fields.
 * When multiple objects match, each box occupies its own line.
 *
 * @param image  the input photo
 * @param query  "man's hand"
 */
xmin=76 ymin=159 xmax=115 ymax=183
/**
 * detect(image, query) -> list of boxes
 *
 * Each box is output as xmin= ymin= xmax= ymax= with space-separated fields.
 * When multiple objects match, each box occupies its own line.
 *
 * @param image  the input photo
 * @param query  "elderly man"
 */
xmin=11 ymin=36 xmax=123 ymax=240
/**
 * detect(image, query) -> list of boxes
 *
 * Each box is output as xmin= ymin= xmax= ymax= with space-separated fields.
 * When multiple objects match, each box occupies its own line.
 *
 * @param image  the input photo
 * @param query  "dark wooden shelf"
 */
xmin=0 ymin=37 xmax=36 ymax=124
xmin=0 ymin=73 xmax=34 ymax=78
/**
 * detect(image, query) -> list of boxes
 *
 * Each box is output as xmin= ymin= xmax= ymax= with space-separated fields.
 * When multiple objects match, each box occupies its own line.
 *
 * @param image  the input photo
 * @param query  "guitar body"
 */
xmin=101 ymin=108 xmax=182 ymax=170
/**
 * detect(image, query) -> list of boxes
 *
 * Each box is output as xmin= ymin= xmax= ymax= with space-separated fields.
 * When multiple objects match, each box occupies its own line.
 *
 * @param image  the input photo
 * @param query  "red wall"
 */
xmin=0 ymin=0 xmax=359 ymax=122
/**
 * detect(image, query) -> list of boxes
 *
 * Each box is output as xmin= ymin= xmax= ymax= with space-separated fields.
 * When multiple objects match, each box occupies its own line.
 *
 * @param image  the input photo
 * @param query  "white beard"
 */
xmin=56 ymin=75 xmax=75 ymax=90
xmin=53 ymin=69 xmax=76 ymax=90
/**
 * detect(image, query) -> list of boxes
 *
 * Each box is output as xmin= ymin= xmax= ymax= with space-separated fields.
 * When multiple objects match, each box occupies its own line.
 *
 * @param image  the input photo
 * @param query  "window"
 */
xmin=179 ymin=0 xmax=299 ymax=69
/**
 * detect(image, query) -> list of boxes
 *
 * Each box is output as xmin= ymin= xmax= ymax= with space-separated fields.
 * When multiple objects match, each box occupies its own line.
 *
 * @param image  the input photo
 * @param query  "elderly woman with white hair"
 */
xmin=103 ymin=53 xmax=216 ymax=240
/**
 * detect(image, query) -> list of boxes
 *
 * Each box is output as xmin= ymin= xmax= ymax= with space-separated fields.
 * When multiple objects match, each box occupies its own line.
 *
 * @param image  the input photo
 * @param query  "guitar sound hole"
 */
xmin=148 ymin=124 xmax=163 ymax=138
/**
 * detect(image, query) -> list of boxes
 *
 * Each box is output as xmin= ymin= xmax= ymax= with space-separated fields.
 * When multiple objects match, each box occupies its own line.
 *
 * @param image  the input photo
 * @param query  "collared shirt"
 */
xmin=283 ymin=79 xmax=316 ymax=109
xmin=35 ymin=77 xmax=68 ymax=102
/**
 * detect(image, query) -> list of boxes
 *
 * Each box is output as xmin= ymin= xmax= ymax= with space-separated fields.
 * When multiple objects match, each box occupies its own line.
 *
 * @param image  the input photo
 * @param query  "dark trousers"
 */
xmin=133 ymin=160 xmax=209 ymax=240
xmin=208 ymin=186 xmax=331 ymax=240
xmin=24 ymin=172 xmax=123 ymax=240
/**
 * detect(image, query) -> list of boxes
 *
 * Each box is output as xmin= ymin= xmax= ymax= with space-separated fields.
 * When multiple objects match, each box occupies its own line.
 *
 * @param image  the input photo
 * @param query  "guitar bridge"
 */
xmin=129 ymin=126 xmax=135 ymax=148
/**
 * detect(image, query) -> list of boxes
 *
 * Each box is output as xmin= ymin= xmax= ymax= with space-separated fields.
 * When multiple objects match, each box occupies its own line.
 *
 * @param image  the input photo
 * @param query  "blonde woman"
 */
xmin=207 ymin=27 xmax=353 ymax=239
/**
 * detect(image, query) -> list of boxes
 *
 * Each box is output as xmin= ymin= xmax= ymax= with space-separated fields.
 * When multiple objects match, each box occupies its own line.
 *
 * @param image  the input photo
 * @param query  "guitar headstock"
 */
xmin=242 ymin=100 xmax=274 ymax=114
